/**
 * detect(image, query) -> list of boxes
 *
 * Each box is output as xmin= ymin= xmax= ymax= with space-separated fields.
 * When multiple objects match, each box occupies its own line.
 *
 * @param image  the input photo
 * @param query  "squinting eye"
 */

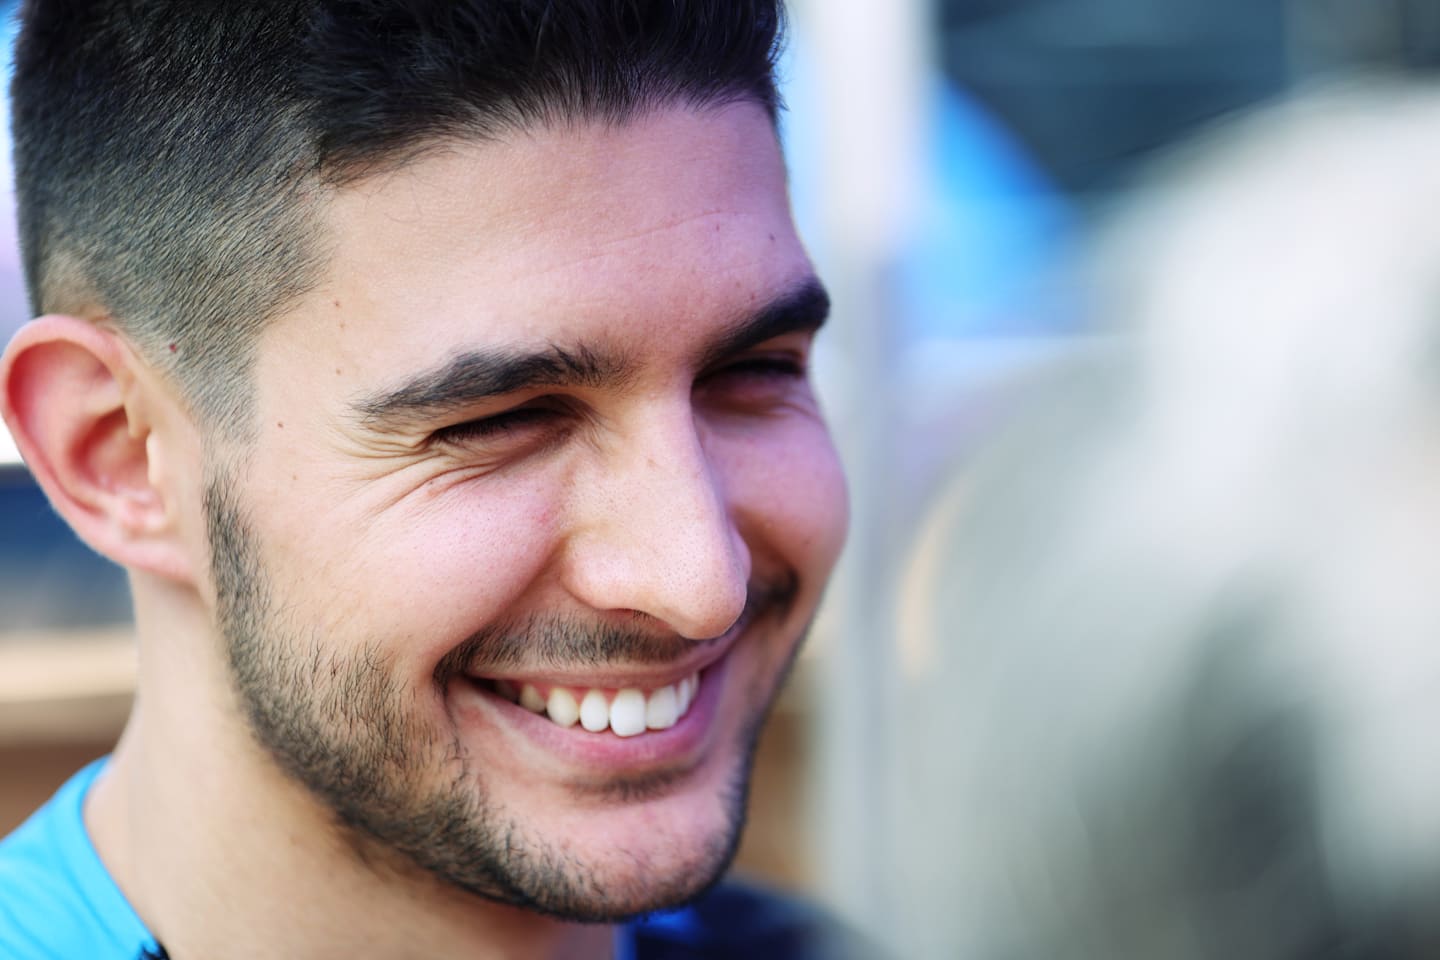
xmin=709 ymin=354 xmax=807 ymax=382
xmin=433 ymin=405 xmax=562 ymax=446
xmin=695 ymin=352 xmax=811 ymax=412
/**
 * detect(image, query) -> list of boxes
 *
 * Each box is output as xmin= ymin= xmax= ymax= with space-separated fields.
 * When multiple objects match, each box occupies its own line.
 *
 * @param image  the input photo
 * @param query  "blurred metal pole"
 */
xmin=790 ymin=0 xmax=929 ymax=939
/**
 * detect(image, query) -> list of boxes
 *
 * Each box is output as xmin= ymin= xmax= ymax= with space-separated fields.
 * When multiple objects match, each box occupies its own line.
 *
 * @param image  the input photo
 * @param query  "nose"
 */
xmin=561 ymin=405 xmax=751 ymax=640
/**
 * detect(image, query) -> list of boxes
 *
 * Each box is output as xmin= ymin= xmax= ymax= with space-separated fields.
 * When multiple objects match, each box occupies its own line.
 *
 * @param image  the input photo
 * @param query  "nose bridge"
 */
xmin=567 ymin=403 xmax=750 ymax=639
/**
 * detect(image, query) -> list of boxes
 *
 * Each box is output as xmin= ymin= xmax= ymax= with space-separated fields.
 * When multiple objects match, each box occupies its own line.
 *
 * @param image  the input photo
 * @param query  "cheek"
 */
xmin=723 ymin=422 xmax=849 ymax=575
xmin=265 ymin=478 xmax=566 ymax=668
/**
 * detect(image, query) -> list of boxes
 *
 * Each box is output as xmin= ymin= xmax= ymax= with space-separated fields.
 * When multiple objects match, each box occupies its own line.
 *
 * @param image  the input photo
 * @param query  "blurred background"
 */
xmin=7 ymin=1 xmax=1440 ymax=956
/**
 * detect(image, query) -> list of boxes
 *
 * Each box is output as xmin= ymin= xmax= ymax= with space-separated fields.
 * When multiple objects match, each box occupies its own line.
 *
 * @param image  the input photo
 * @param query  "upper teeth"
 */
xmin=492 ymin=674 xmax=700 ymax=737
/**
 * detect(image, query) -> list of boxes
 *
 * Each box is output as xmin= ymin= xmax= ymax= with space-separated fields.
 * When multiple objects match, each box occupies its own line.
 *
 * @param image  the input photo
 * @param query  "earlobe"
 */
xmin=1 ymin=315 xmax=197 ymax=582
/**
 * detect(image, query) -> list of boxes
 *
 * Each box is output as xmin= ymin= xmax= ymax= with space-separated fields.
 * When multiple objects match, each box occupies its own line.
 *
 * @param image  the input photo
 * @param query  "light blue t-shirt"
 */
xmin=2 ymin=758 xmax=873 ymax=959
xmin=0 ymin=759 xmax=159 ymax=959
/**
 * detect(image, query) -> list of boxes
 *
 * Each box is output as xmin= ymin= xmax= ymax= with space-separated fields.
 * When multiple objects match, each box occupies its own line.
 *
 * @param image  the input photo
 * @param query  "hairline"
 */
xmin=319 ymin=90 xmax=781 ymax=189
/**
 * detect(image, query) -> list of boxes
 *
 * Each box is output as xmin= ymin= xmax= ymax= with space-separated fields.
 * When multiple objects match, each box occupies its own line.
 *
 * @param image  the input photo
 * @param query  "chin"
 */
xmin=471 ymin=732 xmax=756 ymax=922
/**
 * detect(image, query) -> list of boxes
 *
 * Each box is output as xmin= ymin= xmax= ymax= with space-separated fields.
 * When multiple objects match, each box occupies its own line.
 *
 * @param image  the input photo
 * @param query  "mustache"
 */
xmin=433 ymin=573 xmax=798 ymax=684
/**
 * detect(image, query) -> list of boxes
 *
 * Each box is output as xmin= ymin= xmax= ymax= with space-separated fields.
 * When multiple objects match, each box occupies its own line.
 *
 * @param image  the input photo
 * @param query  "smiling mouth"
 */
xmin=472 ymin=672 xmax=702 ymax=737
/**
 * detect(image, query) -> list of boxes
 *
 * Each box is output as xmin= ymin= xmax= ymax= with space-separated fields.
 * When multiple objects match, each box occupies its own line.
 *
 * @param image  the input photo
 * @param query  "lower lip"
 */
xmin=450 ymin=651 xmax=731 ymax=770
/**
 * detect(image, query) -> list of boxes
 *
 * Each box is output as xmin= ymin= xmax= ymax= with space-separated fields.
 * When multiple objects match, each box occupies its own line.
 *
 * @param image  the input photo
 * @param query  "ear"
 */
xmin=1 ymin=315 xmax=197 ymax=583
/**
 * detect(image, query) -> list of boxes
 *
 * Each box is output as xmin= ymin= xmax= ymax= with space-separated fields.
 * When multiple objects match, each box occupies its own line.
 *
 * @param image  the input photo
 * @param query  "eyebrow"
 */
xmin=697 ymin=276 xmax=830 ymax=372
xmin=352 ymin=276 xmax=830 ymax=429
xmin=353 ymin=341 xmax=630 ymax=428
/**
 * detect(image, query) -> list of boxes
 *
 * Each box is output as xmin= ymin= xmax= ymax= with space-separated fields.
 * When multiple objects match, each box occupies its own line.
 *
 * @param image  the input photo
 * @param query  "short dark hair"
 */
xmin=11 ymin=0 xmax=787 ymax=426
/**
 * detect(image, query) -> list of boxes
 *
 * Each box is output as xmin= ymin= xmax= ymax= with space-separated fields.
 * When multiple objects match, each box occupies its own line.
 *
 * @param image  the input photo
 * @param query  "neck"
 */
xmin=86 ymin=583 xmax=613 ymax=960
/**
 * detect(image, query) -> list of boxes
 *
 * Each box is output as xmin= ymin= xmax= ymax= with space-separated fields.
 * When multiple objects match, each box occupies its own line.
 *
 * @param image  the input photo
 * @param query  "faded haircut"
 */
xmin=10 ymin=0 xmax=787 ymax=428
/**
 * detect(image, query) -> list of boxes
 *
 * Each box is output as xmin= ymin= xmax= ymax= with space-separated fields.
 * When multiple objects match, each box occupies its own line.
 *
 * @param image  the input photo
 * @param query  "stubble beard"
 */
xmin=202 ymin=473 xmax=799 ymax=922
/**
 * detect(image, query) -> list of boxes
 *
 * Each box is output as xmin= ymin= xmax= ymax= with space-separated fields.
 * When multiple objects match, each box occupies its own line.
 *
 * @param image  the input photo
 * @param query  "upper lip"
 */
xmin=463 ymin=608 xmax=753 ymax=690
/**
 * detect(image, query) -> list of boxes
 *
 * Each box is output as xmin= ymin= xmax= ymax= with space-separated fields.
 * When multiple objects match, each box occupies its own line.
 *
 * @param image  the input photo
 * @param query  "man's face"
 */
xmin=205 ymin=102 xmax=847 ymax=920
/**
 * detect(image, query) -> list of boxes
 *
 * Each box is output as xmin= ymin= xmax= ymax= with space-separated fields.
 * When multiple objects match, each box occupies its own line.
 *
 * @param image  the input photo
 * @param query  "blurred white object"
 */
xmin=891 ymin=78 xmax=1440 ymax=958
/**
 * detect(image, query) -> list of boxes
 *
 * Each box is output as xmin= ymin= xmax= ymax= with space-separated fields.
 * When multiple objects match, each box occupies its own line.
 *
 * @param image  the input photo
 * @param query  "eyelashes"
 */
xmin=708 ymin=354 xmax=806 ymax=381
xmin=432 ymin=403 xmax=568 ymax=447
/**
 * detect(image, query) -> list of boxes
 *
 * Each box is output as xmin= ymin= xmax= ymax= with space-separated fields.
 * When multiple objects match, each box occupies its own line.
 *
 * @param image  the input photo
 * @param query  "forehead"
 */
xmin=269 ymin=102 xmax=808 ymax=386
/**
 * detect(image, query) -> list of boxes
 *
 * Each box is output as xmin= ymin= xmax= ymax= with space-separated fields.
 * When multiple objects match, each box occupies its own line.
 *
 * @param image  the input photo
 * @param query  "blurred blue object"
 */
xmin=782 ymin=39 xmax=1076 ymax=347
xmin=897 ymin=79 xmax=1076 ymax=340
xmin=0 ymin=466 xmax=131 ymax=632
